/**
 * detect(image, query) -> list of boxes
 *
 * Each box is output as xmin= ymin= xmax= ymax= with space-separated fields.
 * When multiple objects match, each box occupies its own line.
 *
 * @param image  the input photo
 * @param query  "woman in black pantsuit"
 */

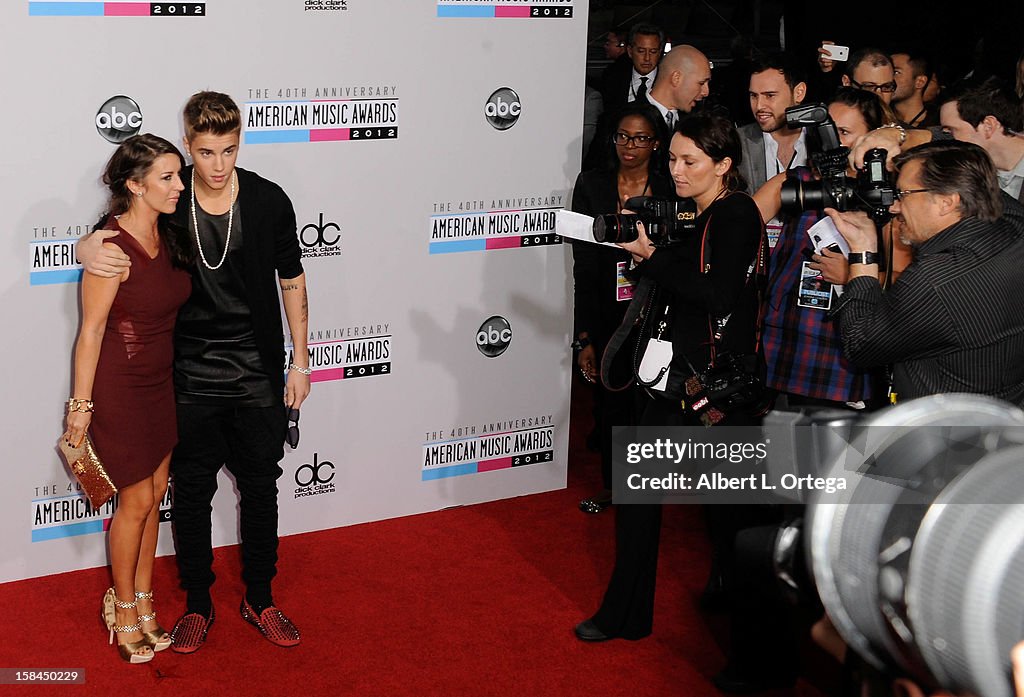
xmin=575 ymin=114 xmax=767 ymax=640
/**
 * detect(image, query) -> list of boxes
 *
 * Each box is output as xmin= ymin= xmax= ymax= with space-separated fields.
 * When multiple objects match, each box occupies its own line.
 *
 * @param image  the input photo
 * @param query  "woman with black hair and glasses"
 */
xmin=569 ymin=102 xmax=672 ymax=514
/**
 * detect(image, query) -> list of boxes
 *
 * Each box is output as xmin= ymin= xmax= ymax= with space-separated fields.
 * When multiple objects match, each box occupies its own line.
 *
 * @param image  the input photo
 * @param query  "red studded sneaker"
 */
xmin=240 ymin=599 xmax=300 ymax=647
xmin=169 ymin=607 xmax=215 ymax=654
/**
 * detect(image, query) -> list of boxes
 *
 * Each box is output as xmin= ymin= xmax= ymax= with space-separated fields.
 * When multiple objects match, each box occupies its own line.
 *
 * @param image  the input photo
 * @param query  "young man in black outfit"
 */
xmin=80 ymin=91 xmax=310 ymax=652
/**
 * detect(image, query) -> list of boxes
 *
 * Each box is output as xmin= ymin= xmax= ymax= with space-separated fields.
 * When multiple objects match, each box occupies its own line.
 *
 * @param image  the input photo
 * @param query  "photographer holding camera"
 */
xmin=753 ymin=88 xmax=900 ymax=412
xmin=575 ymin=115 xmax=773 ymax=680
xmin=829 ymin=139 xmax=1024 ymax=404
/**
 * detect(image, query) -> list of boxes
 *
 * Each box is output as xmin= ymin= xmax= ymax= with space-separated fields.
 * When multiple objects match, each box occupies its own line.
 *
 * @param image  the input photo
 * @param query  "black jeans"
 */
xmin=171 ymin=403 xmax=286 ymax=602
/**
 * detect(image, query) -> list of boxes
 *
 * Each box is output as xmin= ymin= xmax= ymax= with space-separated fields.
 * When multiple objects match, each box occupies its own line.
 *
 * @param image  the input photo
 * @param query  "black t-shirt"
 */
xmin=175 ymin=200 xmax=276 ymax=406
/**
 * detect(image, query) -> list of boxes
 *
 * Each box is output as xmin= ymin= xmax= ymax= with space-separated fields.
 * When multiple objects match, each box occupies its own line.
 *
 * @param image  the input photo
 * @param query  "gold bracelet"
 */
xmin=67 ymin=398 xmax=94 ymax=413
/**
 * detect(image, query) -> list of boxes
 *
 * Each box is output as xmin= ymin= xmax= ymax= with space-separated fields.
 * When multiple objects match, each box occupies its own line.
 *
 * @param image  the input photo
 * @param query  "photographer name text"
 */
xmin=627 ymin=472 xmax=847 ymax=494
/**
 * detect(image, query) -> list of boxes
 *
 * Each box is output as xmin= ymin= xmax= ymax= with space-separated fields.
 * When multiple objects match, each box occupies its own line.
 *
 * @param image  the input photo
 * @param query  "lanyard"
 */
xmin=774 ymin=147 xmax=798 ymax=176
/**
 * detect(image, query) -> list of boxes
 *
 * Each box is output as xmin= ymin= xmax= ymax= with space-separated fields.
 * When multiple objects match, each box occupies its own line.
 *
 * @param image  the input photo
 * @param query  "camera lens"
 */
xmin=593 ymin=214 xmax=639 ymax=244
xmin=779 ymin=178 xmax=803 ymax=213
xmin=592 ymin=215 xmax=615 ymax=243
xmin=780 ymin=178 xmax=837 ymax=215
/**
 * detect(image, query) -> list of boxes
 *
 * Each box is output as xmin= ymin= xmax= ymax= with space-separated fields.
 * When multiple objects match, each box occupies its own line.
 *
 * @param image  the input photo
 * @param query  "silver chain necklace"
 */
xmin=191 ymin=169 xmax=236 ymax=271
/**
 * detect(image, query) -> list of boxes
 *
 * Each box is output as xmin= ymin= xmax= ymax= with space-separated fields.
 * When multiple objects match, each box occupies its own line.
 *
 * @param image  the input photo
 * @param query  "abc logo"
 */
xmin=95 ymin=95 xmax=143 ymax=143
xmin=484 ymin=88 xmax=521 ymax=131
xmin=476 ymin=316 xmax=512 ymax=358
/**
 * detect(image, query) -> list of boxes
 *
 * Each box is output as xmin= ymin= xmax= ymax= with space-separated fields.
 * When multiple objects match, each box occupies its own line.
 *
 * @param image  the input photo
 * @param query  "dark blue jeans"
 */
xmin=171 ymin=403 xmax=286 ymax=604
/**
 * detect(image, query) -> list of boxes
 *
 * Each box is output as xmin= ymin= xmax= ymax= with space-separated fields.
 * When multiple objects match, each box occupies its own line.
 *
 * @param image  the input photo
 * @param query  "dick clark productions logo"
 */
xmin=476 ymin=316 xmax=512 ymax=357
xmin=295 ymin=454 xmax=335 ymax=487
xmin=95 ymin=95 xmax=143 ymax=143
xmin=484 ymin=88 xmax=521 ymax=131
xmin=299 ymin=213 xmax=342 ymax=258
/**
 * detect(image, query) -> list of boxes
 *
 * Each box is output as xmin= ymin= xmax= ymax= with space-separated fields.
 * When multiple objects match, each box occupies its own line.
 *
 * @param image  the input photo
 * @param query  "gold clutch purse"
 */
xmin=57 ymin=434 xmax=117 ymax=509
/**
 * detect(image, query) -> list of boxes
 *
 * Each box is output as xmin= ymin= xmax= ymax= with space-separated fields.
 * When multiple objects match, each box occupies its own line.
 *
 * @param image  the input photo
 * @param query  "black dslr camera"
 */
xmin=779 ymin=103 xmax=896 ymax=223
xmin=592 ymin=196 xmax=698 ymax=246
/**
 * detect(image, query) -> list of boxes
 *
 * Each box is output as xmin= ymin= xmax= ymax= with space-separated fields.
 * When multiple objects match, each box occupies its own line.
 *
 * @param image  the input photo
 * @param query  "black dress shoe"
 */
xmin=574 ymin=619 xmax=613 ymax=642
xmin=579 ymin=489 xmax=613 ymax=514
xmin=711 ymin=667 xmax=796 ymax=694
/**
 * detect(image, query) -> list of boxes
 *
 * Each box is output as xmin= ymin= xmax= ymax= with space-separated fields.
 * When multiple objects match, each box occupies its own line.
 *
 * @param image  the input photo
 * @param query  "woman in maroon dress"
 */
xmin=63 ymin=134 xmax=193 ymax=663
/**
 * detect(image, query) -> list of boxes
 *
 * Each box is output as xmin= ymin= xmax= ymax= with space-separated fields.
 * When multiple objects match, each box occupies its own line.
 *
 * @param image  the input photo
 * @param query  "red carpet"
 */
xmin=0 ymin=381 xmax=838 ymax=696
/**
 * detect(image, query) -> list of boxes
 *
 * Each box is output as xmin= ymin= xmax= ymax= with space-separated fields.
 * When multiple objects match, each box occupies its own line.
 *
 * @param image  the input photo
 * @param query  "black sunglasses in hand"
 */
xmin=285 ymin=407 xmax=300 ymax=448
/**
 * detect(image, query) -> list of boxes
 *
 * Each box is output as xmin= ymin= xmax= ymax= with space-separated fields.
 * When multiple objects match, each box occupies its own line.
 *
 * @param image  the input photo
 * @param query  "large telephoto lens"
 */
xmin=593 ymin=214 xmax=640 ymax=244
xmin=780 ymin=177 xmax=829 ymax=215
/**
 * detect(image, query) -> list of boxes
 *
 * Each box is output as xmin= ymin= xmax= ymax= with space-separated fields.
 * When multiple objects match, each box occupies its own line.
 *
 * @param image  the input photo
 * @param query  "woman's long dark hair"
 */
xmin=95 ymin=133 xmax=194 ymax=268
xmin=600 ymin=102 xmax=669 ymax=177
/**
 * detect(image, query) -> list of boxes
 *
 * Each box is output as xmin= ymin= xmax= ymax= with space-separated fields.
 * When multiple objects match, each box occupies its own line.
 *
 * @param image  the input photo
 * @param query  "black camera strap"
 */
xmin=599 ymin=275 xmax=656 ymax=392
xmin=700 ymin=193 xmax=770 ymax=368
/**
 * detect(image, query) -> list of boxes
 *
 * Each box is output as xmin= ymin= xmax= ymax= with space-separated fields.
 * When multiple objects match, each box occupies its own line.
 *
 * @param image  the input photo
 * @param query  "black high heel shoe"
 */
xmin=579 ymin=488 xmax=613 ymax=514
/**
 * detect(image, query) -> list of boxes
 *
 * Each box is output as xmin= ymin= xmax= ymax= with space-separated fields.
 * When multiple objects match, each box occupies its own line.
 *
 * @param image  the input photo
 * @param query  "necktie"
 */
xmin=665 ymin=109 xmax=676 ymax=131
xmin=635 ymin=76 xmax=648 ymax=103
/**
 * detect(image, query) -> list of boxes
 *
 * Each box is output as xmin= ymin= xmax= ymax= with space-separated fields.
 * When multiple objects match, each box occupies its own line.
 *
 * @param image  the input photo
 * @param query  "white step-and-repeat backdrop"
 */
xmin=2 ymin=0 xmax=585 ymax=583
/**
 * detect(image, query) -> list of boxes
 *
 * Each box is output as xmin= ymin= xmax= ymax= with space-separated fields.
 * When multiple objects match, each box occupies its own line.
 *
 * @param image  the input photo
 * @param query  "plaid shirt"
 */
xmin=761 ymin=168 xmax=875 ymax=402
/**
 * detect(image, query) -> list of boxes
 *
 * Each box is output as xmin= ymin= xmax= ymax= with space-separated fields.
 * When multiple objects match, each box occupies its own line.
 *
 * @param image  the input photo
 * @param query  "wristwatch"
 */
xmin=848 ymin=251 xmax=879 ymax=266
xmin=571 ymin=336 xmax=592 ymax=350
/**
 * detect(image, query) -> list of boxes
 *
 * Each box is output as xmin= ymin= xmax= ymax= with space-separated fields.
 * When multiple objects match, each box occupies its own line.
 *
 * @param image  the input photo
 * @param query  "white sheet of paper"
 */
xmin=806 ymin=216 xmax=850 ymax=256
xmin=805 ymin=217 xmax=847 ymax=296
xmin=555 ymin=209 xmax=622 ymax=248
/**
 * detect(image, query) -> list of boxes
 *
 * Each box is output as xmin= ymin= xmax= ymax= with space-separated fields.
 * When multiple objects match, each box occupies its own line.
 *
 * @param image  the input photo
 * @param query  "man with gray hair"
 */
xmin=830 ymin=140 xmax=1024 ymax=404
xmin=599 ymin=22 xmax=665 ymax=114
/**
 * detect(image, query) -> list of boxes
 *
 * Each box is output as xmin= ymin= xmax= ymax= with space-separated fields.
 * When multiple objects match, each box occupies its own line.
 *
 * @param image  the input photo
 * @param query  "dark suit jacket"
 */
xmin=599 ymin=56 xmax=634 ymax=115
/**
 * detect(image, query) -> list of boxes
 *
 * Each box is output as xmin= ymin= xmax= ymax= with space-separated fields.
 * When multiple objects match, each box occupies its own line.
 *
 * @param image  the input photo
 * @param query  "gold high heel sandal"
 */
xmin=101 ymin=588 xmax=154 ymax=664
xmin=135 ymin=590 xmax=172 ymax=652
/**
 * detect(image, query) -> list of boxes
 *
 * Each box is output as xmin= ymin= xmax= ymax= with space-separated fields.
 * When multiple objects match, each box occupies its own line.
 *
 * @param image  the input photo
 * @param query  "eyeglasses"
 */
xmin=895 ymin=188 xmax=933 ymax=200
xmin=613 ymin=132 xmax=655 ymax=148
xmin=285 ymin=408 xmax=300 ymax=448
xmin=850 ymin=79 xmax=898 ymax=94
